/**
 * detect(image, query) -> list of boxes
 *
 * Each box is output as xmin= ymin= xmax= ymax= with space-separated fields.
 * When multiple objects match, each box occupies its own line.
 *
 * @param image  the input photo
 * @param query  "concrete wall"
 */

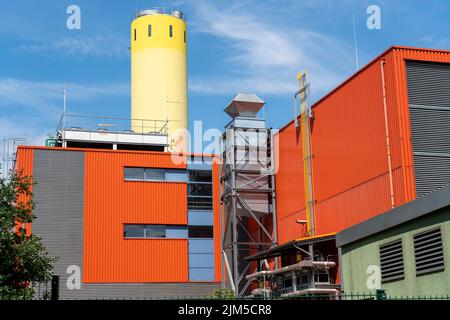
xmin=32 ymin=149 xmax=221 ymax=299
xmin=341 ymin=208 xmax=450 ymax=296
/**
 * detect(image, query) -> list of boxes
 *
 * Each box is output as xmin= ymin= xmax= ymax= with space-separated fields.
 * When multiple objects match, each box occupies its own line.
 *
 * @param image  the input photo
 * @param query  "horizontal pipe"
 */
xmin=246 ymin=260 xmax=336 ymax=281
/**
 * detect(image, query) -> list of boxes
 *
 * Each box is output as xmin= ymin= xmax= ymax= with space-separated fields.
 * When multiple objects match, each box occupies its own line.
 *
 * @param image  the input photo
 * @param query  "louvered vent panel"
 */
xmin=379 ymin=239 xmax=405 ymax=283
xmin=413 ymin=228 xmax=445 ymax=276
xmin=406 ymin=60 xmax=450 ymax=197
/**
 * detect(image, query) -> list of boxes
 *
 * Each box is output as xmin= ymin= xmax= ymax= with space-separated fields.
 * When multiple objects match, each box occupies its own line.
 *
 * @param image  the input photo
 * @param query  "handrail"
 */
xmin=132 ymin=7 xmax=185 ymax=21
xmin=57 ymin=114 xmax=172 ymax=136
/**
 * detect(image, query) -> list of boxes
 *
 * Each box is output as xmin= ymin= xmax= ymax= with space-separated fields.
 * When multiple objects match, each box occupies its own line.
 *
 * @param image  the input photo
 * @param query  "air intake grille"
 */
xmin=413 ymin=228 xmax=445 ymax=276
xmin=379 ymin=239 xmax=404 ymax=283
xmin=406 ymin=60 xmax=450 ymax=197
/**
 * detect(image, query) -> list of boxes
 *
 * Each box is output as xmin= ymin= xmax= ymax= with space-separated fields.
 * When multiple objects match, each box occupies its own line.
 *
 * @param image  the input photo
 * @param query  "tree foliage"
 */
xmin=207 ymin=288 xmax=236 ymax=299
xmin=0 ymin=170 xmax=56 ymax=299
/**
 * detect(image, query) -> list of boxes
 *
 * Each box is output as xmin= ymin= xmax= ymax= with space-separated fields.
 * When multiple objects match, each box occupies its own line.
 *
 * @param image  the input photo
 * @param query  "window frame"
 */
xmin=124 ymin=167 xmax=186 ymax=183
xmin=123 ymin=224 xmax=189 ymax=239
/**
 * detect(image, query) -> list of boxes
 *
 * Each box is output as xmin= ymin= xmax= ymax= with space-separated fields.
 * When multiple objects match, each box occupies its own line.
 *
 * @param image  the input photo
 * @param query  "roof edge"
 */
xmin=16 ymin=145 xmax=218 ymax=158
xmin=336 ymin=185 xmax=450 ymax=247
xmin=279 ymin=45 xmax=450 ymax=133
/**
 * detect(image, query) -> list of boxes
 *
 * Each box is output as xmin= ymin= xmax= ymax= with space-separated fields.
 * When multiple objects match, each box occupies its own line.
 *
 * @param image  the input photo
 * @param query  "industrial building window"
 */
xmin=188 ymin=226 xmax=213 ymax=239
xmin=184 ymin=30 xmax=186 ymax=43
xmin=124 ymin=167 xmax=145 ymax=180
xmin=134 ymin=28 xmax=136 ymax=41
xmin=148 ymin=24 xmax=152 ymax=37
xmin=379 ymin=239 xmax=405 ymax=283
xmin=413 ymin=228 xmax=445 ymax=276
xmin=124 ymin=167 xmax=186 ymax=182
xmin=124 ymin=224 xmax=188 ymax=239
xmin=145 ymin=168 xmax=165 ymax=181
xmin=189 ymin=170 xmax=212 ymax=182
xmin=169 ymin=25 xmax=173 ymax=37
xmin=145 ymin=225 xmax=166 ymax=238
xmin=188 ymin=184 xmax=212 ymax=197
xmin=124 ymin=224 xmax=145 ymax=238
xmin=188 ymin=170 xmax=213 ymax=210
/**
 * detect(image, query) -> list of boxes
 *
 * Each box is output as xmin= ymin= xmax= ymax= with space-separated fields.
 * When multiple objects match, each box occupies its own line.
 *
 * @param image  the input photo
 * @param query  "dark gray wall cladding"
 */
xmin=33 ymin=149 xmax=221 ymax=299
xmin=33 ymin=150 xmax=85 ymax=299
xmin=406 ymin=60 xmax=450 ymax=197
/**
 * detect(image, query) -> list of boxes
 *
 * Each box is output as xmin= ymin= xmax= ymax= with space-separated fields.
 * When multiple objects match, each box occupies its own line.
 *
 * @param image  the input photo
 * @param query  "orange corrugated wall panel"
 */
xmin=84 ymin=150 xmax=190 ymax=283
xmin=274 ymin=124 xmax=307 ymax=243
xmin=275 ymin=46 xmax=450 ymax=242
xmin=15 ymin=147 xmax=34 ymax=235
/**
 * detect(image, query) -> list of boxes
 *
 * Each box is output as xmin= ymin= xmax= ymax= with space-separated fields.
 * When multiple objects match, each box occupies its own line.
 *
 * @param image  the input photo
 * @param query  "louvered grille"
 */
xmin=406 ymin=60 xmax=450 ymax=197
xmin=379 ymin=239 xmax=405 ymax=283
xmin=413 ymin=228 xmax=445 ymax=276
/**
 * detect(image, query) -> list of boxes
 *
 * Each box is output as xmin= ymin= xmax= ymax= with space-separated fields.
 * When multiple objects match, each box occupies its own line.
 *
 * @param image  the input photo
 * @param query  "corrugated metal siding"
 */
xmin=17 ymin=147 xmax=222 ymax=298
xmin=32 ymin=149 xmax=85 ymax=299
xmin=276 ymin=50 xmax=406 ymax=239
xmin=84 ymin=150 xmax=189 ymax=282
xmin=275 ymin=47 xmax=450 ymax=242
xmin=56 ymin=283 xmax=222 ymax=299
xmin=393 ymin=47 xmax=450 ymax=200
xmin=406 ymin=60 xmax=450 ymax=197
xmin=15 ymin=147 xmax=34 ymax=235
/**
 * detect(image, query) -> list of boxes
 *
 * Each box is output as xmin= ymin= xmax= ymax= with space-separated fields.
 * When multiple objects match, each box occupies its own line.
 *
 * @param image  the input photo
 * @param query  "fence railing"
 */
xmin=1 ymin=289 xmax=450 ymax=301
xmin=57 ymin=114 xmax=169 ymax=136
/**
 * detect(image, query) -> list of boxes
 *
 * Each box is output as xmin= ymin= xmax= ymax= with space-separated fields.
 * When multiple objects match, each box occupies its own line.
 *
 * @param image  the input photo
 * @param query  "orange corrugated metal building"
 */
xmin=16 ymin=146 xmax=222 ymax=298
xmin=275 ymin=46 xmax=450 ymax=243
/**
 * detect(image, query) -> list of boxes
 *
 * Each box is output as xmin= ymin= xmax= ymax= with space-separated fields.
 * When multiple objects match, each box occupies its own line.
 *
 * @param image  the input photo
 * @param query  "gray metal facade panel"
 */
xmin=406 ymin=61 xmax=450 ymax=108
xmin=33 ymin=149 xmax=221 ymax=299
xmin=406 ymin=60 xmax=450 ymax=197
xmin=33 ymin=150 xmax=85 ymax=299
xmin=58 ymin=283 xmax=221 ymax=299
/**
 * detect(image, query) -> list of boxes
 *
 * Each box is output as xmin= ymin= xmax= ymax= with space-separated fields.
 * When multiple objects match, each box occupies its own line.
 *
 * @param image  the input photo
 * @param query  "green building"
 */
xmin=336 ymin=186 xmax=450 ymax=297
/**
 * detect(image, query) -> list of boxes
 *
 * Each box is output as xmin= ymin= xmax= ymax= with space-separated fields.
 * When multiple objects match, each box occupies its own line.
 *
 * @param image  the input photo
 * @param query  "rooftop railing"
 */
xmin=57 ymin=114 xmax=169 ymax=136
xmin=132 ymin=7 xmax=185 ymax=21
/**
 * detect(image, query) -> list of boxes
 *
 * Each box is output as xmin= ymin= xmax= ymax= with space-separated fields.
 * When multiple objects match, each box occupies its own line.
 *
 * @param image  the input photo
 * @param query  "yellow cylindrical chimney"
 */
xmin=131 ymin=9 xmax=188 ymax=150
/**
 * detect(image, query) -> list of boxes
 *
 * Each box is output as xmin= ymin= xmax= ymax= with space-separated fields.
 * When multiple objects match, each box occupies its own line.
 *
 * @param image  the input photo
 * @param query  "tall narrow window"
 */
xmin=148 ymin=24 xmax=152 ymax=37
xmin=134 ymin=28 xmax=136 ymax=41
xmin=169 ymin=25 xmax=173 ymax=37
xmin=184 ymin=30 xmax=186 ymax=43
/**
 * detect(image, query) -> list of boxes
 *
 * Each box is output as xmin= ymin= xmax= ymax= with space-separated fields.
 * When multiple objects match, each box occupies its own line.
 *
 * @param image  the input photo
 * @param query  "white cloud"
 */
xmin=187 ymin=1 xmax=354 ymax=96
xmin=417 ymin=36 xmax=449 ymax=49
xmin=13 ymin=35 xmax=129 ymax=59
xmin=0 ymin=78 xmax=129 ymax=110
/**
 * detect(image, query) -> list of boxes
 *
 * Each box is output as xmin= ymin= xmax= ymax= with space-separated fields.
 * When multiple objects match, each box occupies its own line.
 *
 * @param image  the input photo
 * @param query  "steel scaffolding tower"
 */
xmin=220 ymin=93 xmax=278 ymax=297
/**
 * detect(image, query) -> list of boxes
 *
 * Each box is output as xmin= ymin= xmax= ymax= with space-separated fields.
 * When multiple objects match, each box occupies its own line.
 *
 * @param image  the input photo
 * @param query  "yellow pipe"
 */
xmin=296 ymin=72 xmax=315 ymax=236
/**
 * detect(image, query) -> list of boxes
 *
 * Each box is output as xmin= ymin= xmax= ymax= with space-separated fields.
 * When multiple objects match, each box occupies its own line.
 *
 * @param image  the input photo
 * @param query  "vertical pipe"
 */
xmin=337 ymin=247 xmax=344 ymax=291
xmin=270 ymin=129 xmax=279 ymax=269
xmin=381 ymin=60 xmax=396 ymax=209
xmin=219 ymin=137 xmax=226 ymax=290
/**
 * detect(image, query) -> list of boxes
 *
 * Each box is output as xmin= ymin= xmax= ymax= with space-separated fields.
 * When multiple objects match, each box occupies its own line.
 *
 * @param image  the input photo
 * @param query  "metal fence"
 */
xmin=1 ymin=290 xmax=450 ymax=301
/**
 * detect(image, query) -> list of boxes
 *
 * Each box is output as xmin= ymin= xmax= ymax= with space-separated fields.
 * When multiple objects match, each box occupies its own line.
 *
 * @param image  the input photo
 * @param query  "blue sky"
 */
xmin=0 ymin=0 xmax=449 ymax=156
